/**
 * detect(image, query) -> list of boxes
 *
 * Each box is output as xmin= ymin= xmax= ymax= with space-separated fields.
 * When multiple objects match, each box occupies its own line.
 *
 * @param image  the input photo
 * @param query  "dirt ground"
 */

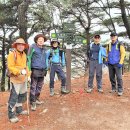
xmin=0 ymin=72 xmax=130 ymax=130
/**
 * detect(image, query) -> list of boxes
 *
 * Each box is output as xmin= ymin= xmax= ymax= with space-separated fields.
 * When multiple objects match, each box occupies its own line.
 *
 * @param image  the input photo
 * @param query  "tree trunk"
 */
xmin=120 ymin=0 xmax=130 ymax=39
xmin=1 ymin=36 xmax=6 ymax=91
xmin=18 ymin=1 xmax=28 ymax=42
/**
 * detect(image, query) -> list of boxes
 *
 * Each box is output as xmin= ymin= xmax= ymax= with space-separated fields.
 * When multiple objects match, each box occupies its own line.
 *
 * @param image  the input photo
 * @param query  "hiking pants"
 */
xmin=30 ymin=76 xmax=44 ymax=104
xmin=8 ymin=82 xmax=27 ymax=119
xmin=108 ymin=64 xmax=123 ymax=92
xmin=50 ymin=64 xmax=66 ymax=88
xmin=88 ymin=60 xmax=102 ymax=89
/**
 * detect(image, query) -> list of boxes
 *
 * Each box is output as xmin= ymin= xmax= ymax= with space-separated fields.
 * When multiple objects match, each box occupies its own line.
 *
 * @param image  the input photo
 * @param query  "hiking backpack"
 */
xmin=6 ymin=49 xmax=17 ymax=77
xmin=48 ymin=49 xmax=63 ymax=61
xmin=107 ymin=41 xmax=125 ymax=52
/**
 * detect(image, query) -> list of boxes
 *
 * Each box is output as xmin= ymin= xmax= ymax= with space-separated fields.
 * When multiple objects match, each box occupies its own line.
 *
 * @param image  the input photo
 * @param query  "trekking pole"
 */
xmin=27 ymin=80 xmax=31 ymax=124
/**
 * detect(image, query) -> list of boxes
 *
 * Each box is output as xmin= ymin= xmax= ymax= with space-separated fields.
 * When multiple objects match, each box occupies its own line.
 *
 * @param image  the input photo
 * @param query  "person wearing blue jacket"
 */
xmin=46 ymin=40 xmax=69 ymax=96
xmin=85 ymin=34 xmax=106 ymax=93
xmin=27 ymin=34 xmax=47 ymax=111
xmin=106 ymin=32 xmax=126 ymax=96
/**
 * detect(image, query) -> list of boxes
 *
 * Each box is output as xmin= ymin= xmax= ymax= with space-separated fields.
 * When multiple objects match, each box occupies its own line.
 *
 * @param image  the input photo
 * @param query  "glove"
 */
xmin=21 ymin=69 xmax=27 ymax=75
xmin=28 ymin=76 xmax=31 ymax=83
xmin=117 ymin=63 xmax=123 ymax=68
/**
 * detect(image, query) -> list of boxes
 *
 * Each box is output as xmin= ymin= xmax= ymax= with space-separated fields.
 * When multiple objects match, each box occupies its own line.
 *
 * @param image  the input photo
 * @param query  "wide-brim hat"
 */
xmin=34 ymin=34 xmax=47 ymax=43
xmin=51 ymin=40 xmax=60 ymax=46
xmin=12 ymin=38 xmax=29 ymax=49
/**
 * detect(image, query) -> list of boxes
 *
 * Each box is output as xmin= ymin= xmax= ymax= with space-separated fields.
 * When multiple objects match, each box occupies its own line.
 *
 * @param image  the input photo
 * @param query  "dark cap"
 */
xmin=34 ymin=34 xmax=47 ymax=43
xmin=51 ymin=40 xmax=60 ymax=46
xmin=110 ymin=32 xmax=118 ymax=36
xmin=94 ymin=34 xmax=100 ymax=38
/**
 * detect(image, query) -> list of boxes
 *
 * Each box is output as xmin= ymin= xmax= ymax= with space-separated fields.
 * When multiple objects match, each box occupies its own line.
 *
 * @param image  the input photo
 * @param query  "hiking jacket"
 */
xmin=89 ymin=43 xmax=107 ymax=64
xmin=27 ymin=44 xmax=47 ymax=70
xmin=7 ymin=50 xmax=30 ymax=84
xmin=46 ymin=48 xmax=65 ymax=68
xmin=106 ymin=40 xmax=126 ymax=65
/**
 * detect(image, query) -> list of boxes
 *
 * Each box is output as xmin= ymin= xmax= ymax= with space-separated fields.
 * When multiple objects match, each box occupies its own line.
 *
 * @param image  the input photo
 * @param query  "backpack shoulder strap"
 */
xmin=28 ymin=45 xmax=35 ymax=57
xmin=90 ymin=43 xmax=93 ymax=50
xmin=49 ymin=48 xmax=63 ymax=59
xmin=108 ymin=42 xmax=111 ymax=52
xmin=10 ymin=49 xmax=17 ymax=63
xmin=59 ymin=49 xmax=63 ymax=59
xmin=48 ymin=49 xmax=53 ymax=59
xmin=116 ymin=41 xmax=124 ymax=50
xmin=27 ymin=45 xmax=35 ymax=71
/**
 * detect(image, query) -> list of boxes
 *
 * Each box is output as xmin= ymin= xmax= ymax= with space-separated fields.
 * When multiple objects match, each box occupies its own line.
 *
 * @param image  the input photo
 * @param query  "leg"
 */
xmin=30 ymin=76 xmax=38 ymax=104
xmin=108 ymin=64 xmax=116 ymax=91
xmin=56 ymin=65 xmax=66 ymax=87
xmin=96 ymin=61 xmax=102 ymax=90
xmin=50 ymin=65 xmax=56 ymax=96
xmin=35 ymin=77 xmax=44 ymax=104
xmin=56 ymin=65 xmax=69 ymax=94
xmin=88 ymin=60 xmax=95 ymax=88
xmin=8 ymin=83 xmax=20 ymax=122
xmin=115 ymin=65 xmax=123 ymax=94
xmin=50 ymin=65 xmax=56 ymax=88
xmin=16 ymin=82 xmax=28 ymax=115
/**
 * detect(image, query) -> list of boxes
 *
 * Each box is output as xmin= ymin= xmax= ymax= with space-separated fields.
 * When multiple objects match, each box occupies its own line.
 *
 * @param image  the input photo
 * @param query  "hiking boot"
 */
xmin=109 ymin=89 xmax=117 ymax=93
xmin=61 ymin=87 xmax=70 ymax=94
xmin=86 ymin=87 xmax=93 ymax=93
xmin=18 ymin=110 xmax=28 ymax=115
xmin=31 ymin=102 xmax=36 ymax=111
xmin=118 ymin=92 xmax=123 ymax=96
xmin=98 ymin=88 xmax=103 ymax=93
xmin=9 ymin=116 xmax=19 ymax=123
xmin=16 ymin=106 xmax=28 ymax=115
xmin=50 ymin=88 xmax=54 ymax=96
xmin=36 ymin=99 xmax=43 ymax=105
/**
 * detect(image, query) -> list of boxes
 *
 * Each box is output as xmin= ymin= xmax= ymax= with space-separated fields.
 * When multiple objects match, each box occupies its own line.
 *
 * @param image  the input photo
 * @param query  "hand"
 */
xmin=117 ymin=63 xmax=123 ymax=68
xmin=21 ymin=69 xmax=27 ymax=75
xmin=28 ymin=76 xmax=31 ymax=83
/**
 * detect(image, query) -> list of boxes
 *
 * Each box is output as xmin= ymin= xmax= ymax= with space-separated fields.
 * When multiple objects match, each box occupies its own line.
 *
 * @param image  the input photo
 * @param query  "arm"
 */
xmin=7 ymin=52 xmax=21 ymax=75
xmin=26 ymin=65 xmax=31 ymax=77
xmin=101 ymin=47 xmax=107 ymax=58
xmin=105 ymin=45 xmax=109 ymax=62
xmin=119 ymin=45 xmax=126 ymax=64
xmin=27 ymin=45 xmax=34 ymax=71
xmin=46 ymin=49 xmax=51 ymax=69
xmin=61 ymin=51 xmax=65 ymax=66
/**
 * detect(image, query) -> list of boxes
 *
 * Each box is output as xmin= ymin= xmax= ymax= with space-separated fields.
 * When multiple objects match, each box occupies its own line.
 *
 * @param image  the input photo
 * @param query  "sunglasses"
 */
xmin=94 ymin=37 xmax=100 ymax=39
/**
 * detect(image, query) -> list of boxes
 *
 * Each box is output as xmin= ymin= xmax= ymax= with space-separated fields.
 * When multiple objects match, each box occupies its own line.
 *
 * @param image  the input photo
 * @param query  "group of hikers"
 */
xmin=7 ymin=32 xmax=126 ymax=123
